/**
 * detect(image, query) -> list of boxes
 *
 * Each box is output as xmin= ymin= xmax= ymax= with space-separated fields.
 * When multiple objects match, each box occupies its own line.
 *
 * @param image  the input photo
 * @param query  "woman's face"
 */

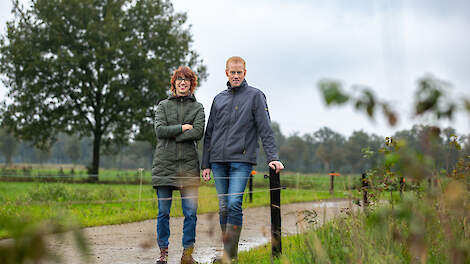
xmin=175 ymin=75 xmax=191 ymax=96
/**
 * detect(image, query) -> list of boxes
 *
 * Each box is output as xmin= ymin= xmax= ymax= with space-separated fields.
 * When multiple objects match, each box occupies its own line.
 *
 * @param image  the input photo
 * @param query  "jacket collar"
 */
xmin=227 ymin=79 xmax=248 ymax=92
xmin=168 ymin=93 xmax=196 ymax=101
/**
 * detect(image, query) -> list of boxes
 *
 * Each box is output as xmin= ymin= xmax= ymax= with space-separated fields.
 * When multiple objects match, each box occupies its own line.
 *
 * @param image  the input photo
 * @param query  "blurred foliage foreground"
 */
xmin=288 ymin=143 xmax=470 ymax=264
xmin=306 ymin=75 xmax=470 ymax=263
xmin=0 ymin=215 xmax=89 ymax=264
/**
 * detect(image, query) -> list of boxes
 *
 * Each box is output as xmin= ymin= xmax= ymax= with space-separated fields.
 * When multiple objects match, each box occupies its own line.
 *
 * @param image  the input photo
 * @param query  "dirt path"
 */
xmin=46 ymin=199 xmax=359 ymax=264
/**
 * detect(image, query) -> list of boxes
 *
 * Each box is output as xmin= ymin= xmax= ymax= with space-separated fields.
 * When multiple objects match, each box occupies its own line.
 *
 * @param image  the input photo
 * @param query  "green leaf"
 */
xmin=384 ymin=153 xmax=399 ymax=166
xmin=318 ymin=80 xmax=349 ymax=105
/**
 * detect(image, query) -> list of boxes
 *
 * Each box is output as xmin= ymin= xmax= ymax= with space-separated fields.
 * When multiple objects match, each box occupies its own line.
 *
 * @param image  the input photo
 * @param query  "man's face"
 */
xmin=226 ymin=62 xmax=246 ymax=87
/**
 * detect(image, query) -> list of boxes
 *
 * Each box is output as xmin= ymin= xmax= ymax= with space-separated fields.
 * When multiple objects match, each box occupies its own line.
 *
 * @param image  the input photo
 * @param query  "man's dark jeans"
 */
xmin=212 ymin=162 xmax=252 ymax=226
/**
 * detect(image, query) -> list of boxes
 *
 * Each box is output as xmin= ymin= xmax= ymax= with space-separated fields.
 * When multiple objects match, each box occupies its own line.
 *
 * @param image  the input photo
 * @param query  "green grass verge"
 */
xmin=239 ymin=218 xmax=410 ymax=264
xmin=240 ymin=192 xmax=469 ymax=264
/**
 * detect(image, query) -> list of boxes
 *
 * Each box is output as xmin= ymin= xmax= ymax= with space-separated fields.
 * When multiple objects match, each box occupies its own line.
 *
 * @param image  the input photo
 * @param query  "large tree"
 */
xmin=0 ymin=0 xmax=207 ymax=178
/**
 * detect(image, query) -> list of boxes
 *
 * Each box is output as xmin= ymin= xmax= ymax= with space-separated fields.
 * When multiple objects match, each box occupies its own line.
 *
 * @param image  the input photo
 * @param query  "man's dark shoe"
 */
xmin=156 ymin=247 xmax=168 ymax=264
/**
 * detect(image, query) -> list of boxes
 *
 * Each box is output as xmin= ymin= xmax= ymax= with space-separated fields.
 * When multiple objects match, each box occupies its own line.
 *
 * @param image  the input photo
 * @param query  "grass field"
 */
xmin=0 ymin=181 xmax=348 ymax=239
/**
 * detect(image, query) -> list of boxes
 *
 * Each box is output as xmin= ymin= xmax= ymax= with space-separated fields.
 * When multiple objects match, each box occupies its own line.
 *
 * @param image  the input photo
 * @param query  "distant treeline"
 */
xmin=0 ymin=122 xmax=468 ymax=174
xmin=258 ymin=122 xmax=470 ymax=174
xmin=0 ymin=129 xmax=153 ymax=170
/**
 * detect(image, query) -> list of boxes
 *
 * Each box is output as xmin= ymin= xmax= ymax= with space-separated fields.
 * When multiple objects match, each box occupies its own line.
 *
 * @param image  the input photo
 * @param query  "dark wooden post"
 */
xmin=329 ymin=171 xmax=335 ymax=195
xmin=362 ymin=173 xmax=369 ymax=210
xmin=269 ymin=167 xmax=282 ymax=258
xmin=329 ymin=171 xmax=340 ymax=195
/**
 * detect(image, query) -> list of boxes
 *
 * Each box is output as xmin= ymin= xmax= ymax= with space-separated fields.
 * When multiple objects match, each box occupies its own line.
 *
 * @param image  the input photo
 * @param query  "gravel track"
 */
xmin=44 ymin=199 xmax=359 ymax=264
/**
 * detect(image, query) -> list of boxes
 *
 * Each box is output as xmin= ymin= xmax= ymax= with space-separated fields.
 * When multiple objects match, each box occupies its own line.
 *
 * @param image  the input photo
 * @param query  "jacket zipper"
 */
xmin=178 ymin=97 xmax=184 ymax=186
xmin=222 ymin=89 xmax=235 ymax=159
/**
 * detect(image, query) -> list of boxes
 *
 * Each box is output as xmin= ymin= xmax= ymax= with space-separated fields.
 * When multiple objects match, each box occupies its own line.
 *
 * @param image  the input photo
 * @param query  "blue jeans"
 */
xmin=212 ymin=162 xmax=252 ymax=226
xmin=155 ymin=186 xmax=198 ymax=249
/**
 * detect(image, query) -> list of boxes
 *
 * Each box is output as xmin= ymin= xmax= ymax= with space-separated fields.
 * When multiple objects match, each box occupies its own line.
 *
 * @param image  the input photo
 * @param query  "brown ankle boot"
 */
xmin=181 ymin=246 xmax=198 ymax=264
xmin=156 ymin=247 xmax=168 ymax=264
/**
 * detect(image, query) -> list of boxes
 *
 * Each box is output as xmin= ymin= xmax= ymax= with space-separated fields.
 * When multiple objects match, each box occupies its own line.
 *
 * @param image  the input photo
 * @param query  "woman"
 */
xmin=152 ymin=66 xmax=205 ymax=264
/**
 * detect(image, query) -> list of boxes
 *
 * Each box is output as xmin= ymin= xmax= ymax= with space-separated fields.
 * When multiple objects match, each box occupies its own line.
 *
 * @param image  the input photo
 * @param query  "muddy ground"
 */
xmin=44 ymin=199 xmax=359 ymax=264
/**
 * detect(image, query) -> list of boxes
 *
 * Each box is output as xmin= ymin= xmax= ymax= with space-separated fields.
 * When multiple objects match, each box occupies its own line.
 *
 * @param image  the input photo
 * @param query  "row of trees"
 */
xmin=0 ymin=128 xmax=153 ymax=170
xmin=1 ymin=123 xmax=468 ymax=174
xmin=259 ymin=123 xmax=469 ymax=174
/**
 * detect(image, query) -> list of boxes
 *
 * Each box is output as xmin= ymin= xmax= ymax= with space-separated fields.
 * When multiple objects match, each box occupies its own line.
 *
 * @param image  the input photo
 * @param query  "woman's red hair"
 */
xmin=170 ymin=66 xmax=198 ymax=95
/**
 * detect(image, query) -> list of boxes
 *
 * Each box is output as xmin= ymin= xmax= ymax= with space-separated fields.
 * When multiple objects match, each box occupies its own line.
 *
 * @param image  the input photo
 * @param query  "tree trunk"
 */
xmin=89 ymin=131 xmax=102 ymax=182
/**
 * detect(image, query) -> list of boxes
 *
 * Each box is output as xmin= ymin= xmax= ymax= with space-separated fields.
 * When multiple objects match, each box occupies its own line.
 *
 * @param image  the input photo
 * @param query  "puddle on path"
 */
xmin=194 ymin=237 xmax=269 ymax=263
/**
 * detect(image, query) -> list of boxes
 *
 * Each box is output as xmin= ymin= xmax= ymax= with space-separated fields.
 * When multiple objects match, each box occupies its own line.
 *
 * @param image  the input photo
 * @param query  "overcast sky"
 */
xmin=1 ymin=0 xmax=469 ymax=138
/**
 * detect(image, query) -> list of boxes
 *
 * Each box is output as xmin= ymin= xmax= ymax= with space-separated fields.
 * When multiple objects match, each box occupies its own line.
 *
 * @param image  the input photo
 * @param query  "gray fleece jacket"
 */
xmin=201 ymin=79 xmax=279 ymax=168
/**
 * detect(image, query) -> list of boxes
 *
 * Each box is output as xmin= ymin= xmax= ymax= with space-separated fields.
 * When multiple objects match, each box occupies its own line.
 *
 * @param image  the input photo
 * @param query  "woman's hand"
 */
xmin=202 ymin=168 xmax=211 ymax=181
xmin=182 ymin=124 xmax=193 ymax=131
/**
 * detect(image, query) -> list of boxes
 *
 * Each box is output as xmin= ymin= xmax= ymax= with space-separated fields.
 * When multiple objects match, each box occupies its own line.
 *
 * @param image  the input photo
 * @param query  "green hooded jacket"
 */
xmin=151 ymin=94 xmax=205 ymax=188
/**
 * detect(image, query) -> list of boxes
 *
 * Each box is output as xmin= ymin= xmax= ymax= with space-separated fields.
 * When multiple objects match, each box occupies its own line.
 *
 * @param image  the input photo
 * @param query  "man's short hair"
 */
xmin=226 ymin=56 xmax=246 ymax=70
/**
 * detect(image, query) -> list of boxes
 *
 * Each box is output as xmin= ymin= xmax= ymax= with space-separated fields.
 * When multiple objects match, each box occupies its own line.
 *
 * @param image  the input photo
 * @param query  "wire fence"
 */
xmin=5 ymin=187 xmax=285 ymax=206
xmin=0 ymin=171 xmax=365 ymax=213
xmin=0 ymin=173 xmax=362 ymax=188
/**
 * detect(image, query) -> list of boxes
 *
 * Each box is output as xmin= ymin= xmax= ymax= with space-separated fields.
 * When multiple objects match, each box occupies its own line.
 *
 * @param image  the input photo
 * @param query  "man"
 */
xmin=201 ymin=56 xmax=284 ymax=263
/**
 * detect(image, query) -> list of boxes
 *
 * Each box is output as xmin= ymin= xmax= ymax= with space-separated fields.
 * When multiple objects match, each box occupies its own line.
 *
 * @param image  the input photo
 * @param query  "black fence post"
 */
xmin=269 ymin=167 xmax=282 ymax=258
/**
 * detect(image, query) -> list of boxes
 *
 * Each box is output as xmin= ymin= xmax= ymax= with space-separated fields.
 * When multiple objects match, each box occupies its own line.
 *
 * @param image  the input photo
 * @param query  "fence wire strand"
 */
xmin=0 ymin=172 xmax=362 ymax=208
xmin=4 ymin=187 xmax=285 ymax=206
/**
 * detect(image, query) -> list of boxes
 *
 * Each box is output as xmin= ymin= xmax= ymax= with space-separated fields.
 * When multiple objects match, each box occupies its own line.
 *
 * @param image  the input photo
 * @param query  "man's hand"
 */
xmin=268 ymin=161 xmax=285 ymax=173
xmin=202 ymin=168 xmax=211 ymax=181
xmin=182 ymin=124 xmax=193 ymax=131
